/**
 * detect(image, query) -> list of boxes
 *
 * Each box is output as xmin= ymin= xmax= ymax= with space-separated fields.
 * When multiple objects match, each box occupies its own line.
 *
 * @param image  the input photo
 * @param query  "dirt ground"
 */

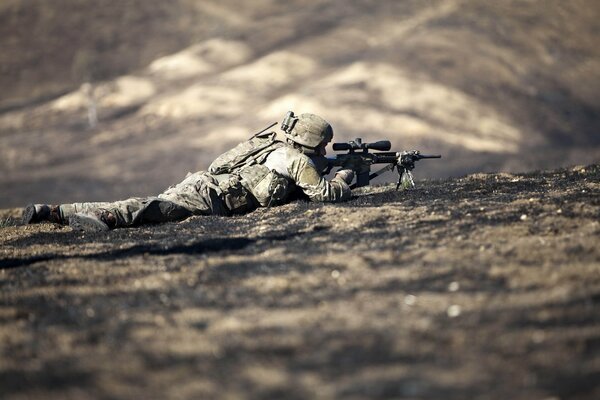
xmin=1 ymin=164 xmax=599 ymax=399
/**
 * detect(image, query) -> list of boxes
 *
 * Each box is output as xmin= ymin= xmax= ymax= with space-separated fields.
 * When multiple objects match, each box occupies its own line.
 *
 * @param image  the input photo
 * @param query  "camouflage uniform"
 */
xmin=57 ymin=134 xmax=351 ymax=228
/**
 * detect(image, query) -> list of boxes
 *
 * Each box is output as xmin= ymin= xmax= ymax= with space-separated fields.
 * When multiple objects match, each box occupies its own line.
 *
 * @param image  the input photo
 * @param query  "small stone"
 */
xmin=532 ymin=331 xmax=545 ymax=344
xmin=447 ymin=305 xmax=461 ymax=317
xmin=448 ymin=281 xmax=460 ymax=292
xmin=211 ymin=347 xmax=222 ymax=358
xmin=404 ymin=294 xmax=417 ymax=306
xmin=331 ymin=270 xmax=340 ymax=279
xmin=159 ymin=293 xmax=170 ymax=305
xmin=556 ymin=209 xmax=562 ymax=214
xmin=86 ymin=308 xmax=95 ymax=318
xmin=520 ymin=214 xmax=528 ymax=221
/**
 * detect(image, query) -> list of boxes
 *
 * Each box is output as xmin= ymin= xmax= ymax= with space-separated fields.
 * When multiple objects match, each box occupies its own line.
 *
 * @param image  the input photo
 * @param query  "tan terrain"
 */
xmin=1 ymin=164 xmax=599 ymax=399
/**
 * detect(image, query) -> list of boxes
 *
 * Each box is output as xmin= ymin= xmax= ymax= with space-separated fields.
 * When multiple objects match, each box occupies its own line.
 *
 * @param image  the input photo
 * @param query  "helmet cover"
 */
xmin=284 ymin=113 xmax=333 ymax=148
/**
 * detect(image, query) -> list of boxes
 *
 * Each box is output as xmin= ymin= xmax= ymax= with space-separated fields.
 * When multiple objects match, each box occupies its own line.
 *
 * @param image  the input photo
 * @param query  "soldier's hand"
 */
xmin=335 ymin=169 xmax=355 ymax=184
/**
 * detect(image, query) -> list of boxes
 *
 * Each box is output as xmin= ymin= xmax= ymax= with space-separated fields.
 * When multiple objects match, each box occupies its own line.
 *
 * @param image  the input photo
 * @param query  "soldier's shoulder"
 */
xmin=277 ymin=143 xmax=311 ymax=162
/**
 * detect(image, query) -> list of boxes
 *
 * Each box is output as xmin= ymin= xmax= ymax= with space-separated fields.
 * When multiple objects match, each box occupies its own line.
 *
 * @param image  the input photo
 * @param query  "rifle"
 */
xmin=324 ymin=138 xmax=441 ymax=189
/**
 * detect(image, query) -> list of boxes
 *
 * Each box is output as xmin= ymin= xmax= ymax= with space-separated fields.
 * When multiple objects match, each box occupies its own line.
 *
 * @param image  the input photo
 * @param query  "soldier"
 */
xmin=22 ymin=112 xmax=355 ymax=232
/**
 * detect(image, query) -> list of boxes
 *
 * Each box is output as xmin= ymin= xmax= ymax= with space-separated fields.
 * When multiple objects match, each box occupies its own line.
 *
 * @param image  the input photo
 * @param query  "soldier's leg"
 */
xmin=159 ymin=171 xmax=229 ymax=216
xmin=25 ymin=172 xmax=228 ymax=230
xmin=60 ymin=171 xmax=226 ymax=229
xmin=22 ymin=204 xmax=64 ymax=225
xmin=60 ymin=197 xmax=192 ymax=228
xmin=23 ymin=201 xmax=121 ymax=228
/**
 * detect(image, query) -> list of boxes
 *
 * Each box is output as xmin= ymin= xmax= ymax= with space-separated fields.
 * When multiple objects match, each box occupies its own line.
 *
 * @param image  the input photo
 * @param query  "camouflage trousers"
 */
xmin=59 ymin=172 xmax=229 ymax=228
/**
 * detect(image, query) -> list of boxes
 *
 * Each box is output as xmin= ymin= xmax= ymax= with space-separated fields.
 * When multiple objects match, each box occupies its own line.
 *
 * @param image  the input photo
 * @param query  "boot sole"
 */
xmin=69 ymin=213 xmax=109 ymax=232
xmin=22 ymin=204 xmax=36 ymax=225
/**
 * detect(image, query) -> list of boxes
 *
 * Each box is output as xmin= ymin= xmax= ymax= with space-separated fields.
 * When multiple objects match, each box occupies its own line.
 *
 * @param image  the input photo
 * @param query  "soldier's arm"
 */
xmin=289 ymin=155 xmax=351 ymax=203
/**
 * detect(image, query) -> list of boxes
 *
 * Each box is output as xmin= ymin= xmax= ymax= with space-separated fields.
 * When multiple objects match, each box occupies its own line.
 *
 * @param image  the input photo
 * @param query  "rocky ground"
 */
xmin=1 ymin=164 xmax=599 ymax=399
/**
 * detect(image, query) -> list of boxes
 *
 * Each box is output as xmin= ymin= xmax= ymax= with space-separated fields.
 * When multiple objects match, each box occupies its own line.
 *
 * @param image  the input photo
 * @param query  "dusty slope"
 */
xmin=1 ymin=0 xmax=599 ymax=207
xmin=1 ymin=165 xmax=599 ymax=399
xmin=0 ymin=0 xmax=225 ymax=111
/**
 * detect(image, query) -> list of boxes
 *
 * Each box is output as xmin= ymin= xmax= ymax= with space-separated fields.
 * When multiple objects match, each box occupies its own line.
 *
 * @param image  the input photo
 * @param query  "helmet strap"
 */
xmin=286 ymin=138 xmax=316 ymax=154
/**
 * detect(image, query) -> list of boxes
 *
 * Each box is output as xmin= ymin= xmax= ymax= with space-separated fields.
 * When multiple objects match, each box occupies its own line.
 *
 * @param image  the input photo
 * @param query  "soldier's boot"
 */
xmin=22 ymin=204 xmax=64 ymax=225
xmin=69 ymin=210 xmax=117 ymax=232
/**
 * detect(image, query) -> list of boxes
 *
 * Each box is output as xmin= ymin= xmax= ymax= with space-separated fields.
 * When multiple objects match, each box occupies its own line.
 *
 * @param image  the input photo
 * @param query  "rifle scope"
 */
xmin=332 ymin=138 xmax=391 ymax=152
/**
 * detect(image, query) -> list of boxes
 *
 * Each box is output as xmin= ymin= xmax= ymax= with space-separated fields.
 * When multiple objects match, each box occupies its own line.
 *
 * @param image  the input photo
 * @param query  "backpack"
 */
xmin=208 ymin=131 xmax=283 ymax=175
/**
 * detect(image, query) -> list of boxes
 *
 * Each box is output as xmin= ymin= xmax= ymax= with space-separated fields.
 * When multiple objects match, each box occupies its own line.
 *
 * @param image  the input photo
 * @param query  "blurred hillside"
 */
xmin=0 ymin=0 xmax=223 ymax=111
xmin=0 ymin=0 xmax=599 ymax=207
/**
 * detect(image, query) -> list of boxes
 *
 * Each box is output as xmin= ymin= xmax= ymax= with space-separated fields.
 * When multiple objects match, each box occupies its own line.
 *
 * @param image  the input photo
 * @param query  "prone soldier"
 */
xmin=22 ymin=112 xmax=355 ymax=232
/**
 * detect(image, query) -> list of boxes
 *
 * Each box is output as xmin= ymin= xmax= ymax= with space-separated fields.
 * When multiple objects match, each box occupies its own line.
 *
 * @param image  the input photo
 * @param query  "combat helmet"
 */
xmin=281 ymin=111 xmax=333 ymax=149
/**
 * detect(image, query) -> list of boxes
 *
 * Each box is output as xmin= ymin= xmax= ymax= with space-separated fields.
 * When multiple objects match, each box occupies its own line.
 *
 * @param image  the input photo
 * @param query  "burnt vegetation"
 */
xmin=1 ymin=165 xmax=599 ymax=399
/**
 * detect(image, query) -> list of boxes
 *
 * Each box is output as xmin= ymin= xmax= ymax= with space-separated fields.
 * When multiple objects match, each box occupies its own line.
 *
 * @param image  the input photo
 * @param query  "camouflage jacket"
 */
xmin=207 ymin=133 xmax=351 ymax=213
